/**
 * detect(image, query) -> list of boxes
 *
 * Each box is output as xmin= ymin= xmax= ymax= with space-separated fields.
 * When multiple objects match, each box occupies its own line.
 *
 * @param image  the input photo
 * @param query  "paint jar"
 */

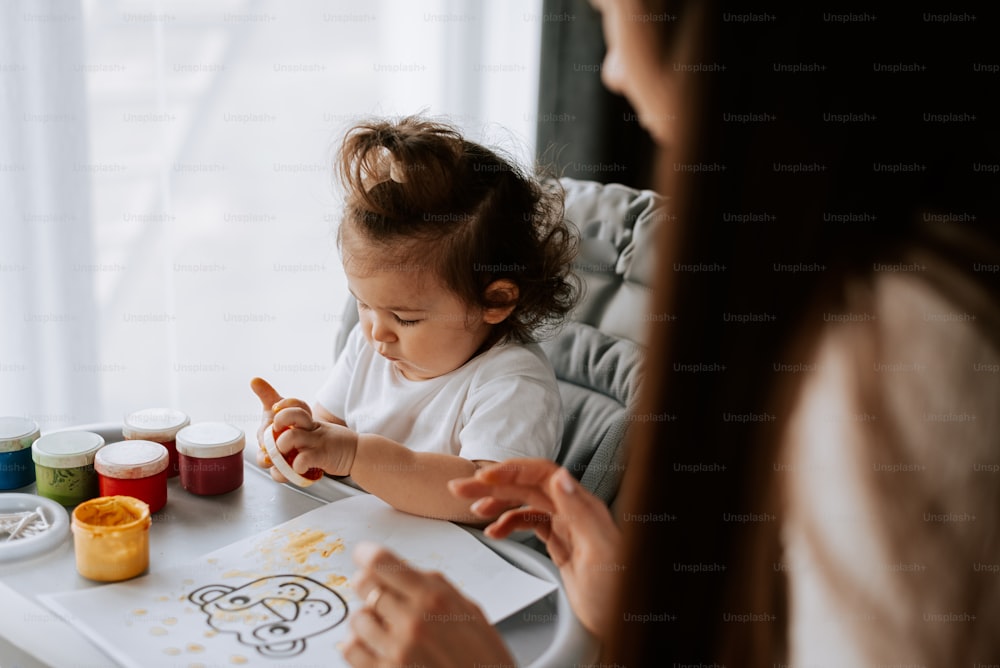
xmin=32 ymin=431 xmax=105 ymax=506
xmin=176 ymin=422 xmax=245 ymax=496
xmin=122 ymin=408 xmax=190 ymax=478
xmin=94 ymin=441 xmax=170 ymax=513
xmin=0 ymin=417 xmax=39 ymax=490
xmin=71 ymin=495 xmax=151 ymax=582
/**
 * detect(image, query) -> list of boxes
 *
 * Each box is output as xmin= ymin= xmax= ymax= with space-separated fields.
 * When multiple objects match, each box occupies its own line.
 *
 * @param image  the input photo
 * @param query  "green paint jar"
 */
xmin=31 ymin=431 xmax=105 ymax=506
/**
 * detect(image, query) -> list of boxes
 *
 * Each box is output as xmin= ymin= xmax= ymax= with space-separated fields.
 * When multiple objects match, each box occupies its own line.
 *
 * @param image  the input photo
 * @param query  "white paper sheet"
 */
xmin=40 ymin=494 xmax=557 ymax=667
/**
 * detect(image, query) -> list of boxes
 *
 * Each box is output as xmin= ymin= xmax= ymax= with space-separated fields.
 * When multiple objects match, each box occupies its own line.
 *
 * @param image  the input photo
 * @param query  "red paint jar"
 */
xmin=175 ymin=422 xmax=244 ymax=496
xmin=94 ymin=441 xmax=169 ymax=514
xmin=122 ymin=408 xmax=190 ymax=478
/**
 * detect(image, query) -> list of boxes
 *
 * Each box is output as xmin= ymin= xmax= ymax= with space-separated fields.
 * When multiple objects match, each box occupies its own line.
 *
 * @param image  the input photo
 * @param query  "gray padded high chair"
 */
xmin=333 ymin=177 xmax=667 ymax=506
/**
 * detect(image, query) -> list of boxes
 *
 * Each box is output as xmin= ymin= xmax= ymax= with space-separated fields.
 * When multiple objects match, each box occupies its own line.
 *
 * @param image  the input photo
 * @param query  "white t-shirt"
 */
xmin=315 ymin=324 xmax=563 ymax=463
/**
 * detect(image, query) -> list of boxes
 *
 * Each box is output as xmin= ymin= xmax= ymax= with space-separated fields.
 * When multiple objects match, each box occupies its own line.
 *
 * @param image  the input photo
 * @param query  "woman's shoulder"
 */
xmin=781 ymin=241 xmax=1000 ymax=666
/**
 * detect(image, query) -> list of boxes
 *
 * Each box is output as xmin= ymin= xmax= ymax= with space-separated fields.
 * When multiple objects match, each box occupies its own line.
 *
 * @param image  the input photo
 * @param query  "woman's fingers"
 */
xmin=450 ymin=480 xmax=557 ymax=515
xmin=476 ymin=458 xmax=562 ymax=486
xmin=348 ymin=608 xmax=394 ymax=655
xmin=484 ymin=506 xmax=574 ymax=565
xmin=450 ymin=459 xmax=572 ymax=512
xmin=340 ymin=636 xmax=378 ymax=668
xmin=468 ymin=496 xmax=518 ymax=518
xmin=484 ymin=506 xmax=554 ymax=541
xmin=352 ymin=542 xmax=433 ymax=597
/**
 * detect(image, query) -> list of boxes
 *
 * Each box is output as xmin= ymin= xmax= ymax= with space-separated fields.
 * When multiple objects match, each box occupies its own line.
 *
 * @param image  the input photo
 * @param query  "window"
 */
xmin=0 ymin=0 xmax=541 ymax=433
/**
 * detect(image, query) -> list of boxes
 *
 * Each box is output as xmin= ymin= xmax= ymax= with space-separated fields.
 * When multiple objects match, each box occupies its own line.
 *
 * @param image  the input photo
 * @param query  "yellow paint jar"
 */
xmin=71 ymin=496 xmax=151 ymax=582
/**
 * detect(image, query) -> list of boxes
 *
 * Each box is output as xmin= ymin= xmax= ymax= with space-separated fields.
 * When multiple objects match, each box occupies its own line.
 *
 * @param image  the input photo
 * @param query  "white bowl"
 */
xmin=0 ymin=494 xmax=71 ymax=563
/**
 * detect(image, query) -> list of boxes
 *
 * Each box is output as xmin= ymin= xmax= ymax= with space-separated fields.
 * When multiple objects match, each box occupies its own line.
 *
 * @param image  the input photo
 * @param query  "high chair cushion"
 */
xmin=537 ymin=177 xmax=664 ymax=504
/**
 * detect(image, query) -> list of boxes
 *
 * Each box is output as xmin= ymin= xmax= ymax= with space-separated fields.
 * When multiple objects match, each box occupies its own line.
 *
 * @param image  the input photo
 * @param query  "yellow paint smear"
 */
xmin=282 ymin=529 xmax=345 ymax=564
xmin=222 ymin=570 xmax=260 ymax=579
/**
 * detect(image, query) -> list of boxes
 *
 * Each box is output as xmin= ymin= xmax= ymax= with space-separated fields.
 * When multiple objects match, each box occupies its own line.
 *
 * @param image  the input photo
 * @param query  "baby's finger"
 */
xmin=272 ymin=397 xmax=311 ymax=414
xmin=288 ymin=443 xmax=325 ymax=475
xmin=268 ymin=464 xmax=290 ymax=484
xmin=273 ymin=406 xmax=315 ymax=433
xmin=250 ymin=377 xmax=283 ymax=414
xmin=255 ymin=448 xmax=273 ymax=469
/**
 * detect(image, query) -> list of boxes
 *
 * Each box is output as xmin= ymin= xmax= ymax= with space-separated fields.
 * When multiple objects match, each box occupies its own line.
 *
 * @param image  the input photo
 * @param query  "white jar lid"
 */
xmin=31 ymin=431 xmax=105 ymax=468
xmin=176 ymin=422 xmax=245 ymax=459
xmin=122 ymin=408 xmax=190 ymax=441
xmin=0 ymin=417 xmax=39 ymax=453
xmin=94 ymin=441 xmax=169 ymax=479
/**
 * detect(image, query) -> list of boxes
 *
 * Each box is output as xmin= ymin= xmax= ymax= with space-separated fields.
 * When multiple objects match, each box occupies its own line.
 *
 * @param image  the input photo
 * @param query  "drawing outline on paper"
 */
xmin=189 ymin=574 xmax=348 ymax=658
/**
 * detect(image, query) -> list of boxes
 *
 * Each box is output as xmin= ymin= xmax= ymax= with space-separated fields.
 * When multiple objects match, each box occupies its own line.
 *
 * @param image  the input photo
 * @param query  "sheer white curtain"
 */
xmin=0 ymin=0 xmax=101 ymax=428
xmin=1 ymin=0 xmax=541 ymax=435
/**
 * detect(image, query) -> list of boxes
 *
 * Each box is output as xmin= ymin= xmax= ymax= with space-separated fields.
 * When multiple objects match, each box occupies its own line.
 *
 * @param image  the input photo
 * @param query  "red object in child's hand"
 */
xmin=272 ymin=426 xmax=324 ymax=481
xmin=284 ymin=446 xmax=325 ymax=480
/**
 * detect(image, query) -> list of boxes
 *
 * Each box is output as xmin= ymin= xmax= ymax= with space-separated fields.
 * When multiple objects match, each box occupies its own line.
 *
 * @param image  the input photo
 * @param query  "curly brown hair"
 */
xmin=335 ymin=115 xmax=579 ymax=345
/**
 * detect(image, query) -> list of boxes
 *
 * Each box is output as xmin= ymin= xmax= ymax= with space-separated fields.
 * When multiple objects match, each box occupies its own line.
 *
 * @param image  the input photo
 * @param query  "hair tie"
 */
xmin=363 ymin=147 xmax=408 ymax=192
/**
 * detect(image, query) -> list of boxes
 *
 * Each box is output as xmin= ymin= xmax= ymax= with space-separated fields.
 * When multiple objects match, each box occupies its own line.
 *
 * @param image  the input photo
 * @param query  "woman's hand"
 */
xmin=343 ymin=542 xmax=515 ymax=668
xmin=450 ymin=458 xmax=622 ymax=637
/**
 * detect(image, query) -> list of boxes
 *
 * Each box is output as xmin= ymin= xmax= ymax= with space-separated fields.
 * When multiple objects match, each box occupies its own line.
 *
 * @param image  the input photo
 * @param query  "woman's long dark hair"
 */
xmin=605 ymin=4 xmax=1000 ymax=664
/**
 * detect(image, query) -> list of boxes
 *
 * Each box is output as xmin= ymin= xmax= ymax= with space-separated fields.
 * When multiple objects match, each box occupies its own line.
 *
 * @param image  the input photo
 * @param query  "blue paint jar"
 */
xmin=0 ymin=417 xmax=40 ymax=490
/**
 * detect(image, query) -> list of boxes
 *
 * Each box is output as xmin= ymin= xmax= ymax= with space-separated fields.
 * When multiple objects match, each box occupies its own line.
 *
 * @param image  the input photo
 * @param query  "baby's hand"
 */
xmin=272 ymin=410 xmax=358 ymax=478
xmin=249 ymin=377 xmax=313 ymax=476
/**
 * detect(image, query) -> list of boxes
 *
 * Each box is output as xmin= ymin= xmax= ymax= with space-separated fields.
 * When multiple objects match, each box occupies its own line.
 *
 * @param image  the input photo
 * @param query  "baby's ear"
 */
xmin=482 ymin=279 xmax=519 ymax=324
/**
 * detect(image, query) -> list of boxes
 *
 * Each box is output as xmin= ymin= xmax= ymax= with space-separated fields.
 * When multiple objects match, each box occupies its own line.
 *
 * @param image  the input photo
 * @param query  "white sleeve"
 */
xmin=783 ymin=273 xmax=1000 ymax=667
xmin=314 ymin=324 xmax=362 ymax=421
xmin=457 ymin=348 xmax=563 ymax=463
